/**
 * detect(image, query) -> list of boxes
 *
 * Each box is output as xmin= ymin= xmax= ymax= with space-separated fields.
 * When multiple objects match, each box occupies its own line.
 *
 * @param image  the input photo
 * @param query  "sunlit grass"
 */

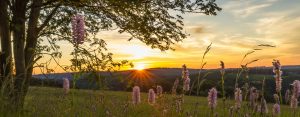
xmin=4 ymin=87 xmax=295 ymax=117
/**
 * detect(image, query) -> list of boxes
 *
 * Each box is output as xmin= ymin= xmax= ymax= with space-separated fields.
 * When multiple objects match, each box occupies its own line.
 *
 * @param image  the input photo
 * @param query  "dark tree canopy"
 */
xmin=0 ymin=0 xmax=221 ymax=110
xmin=40 ymin=0 xmax=221 ymax=50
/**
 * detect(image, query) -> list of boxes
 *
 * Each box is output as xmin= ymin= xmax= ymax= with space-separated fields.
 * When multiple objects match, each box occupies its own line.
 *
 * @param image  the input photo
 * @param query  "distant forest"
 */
xmin=32 ymin=65 xmax=300 ymax=103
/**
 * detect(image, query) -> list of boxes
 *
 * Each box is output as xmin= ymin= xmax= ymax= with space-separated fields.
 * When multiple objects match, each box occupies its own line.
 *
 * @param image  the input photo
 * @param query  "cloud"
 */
xmin=236 ymin=4 xmax=271 ymax=18
xmin=34 ymin=0 xmax=300 ymax=74
xmin=192 ymin=27 xmax=205 ymax=33
xmin=252 ymin=9 xmax=300 ymax=65
xmin=223 ymin=0 xmax=277 ymax=18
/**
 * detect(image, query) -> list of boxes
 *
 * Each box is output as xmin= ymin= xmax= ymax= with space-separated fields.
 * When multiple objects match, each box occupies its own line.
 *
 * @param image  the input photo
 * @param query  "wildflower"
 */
xmin=182 ymin=64 xmax=189 ymax=80
xmin=208 ymin=87 xmax=218 ymax=110
xmin=272 ymin=60 xmax=281 ymax=71
xmin=183 ymin=77 xmax=190 ymax=91
xmin=290 ymin=95 xmax=298 ymax=109
xmin=292 ymin=80 xmax=300 ymax=98
xmin=132 ymin=86 xmax=141 ymax=104
xmin=71 ymin=14 xmax=85 ymax=44
xmin=260 ymin=98 xmax=269 ymax=113
xmin=182 ymin=64 xmax=190 ymax=91
xmin=285 ymin=89 xmax=290 ymax=104
xmin=289 ymin=81 xmax=300 ymax=113
xmin=272 ymin=60 xmax=282 ymax=93
xmin=172 ymin=78 xmax=179 ymax=94
xmin=63 ymin=78 xmax=69 ymax=95
xmin=290 ymin=81 xmax=299 ymax=114
xmin=156 ymin=85 xmax=163 ymax=96
xmin=148 ymin=89 xmax=156 ymax=104
xmin=272 ymin=103 xmax=280 ymax=115
xmin=182 ymin=64 xmax=187 ymax=75
xmin=249 ymin=87 xmax=258 ymax=108
xmin=234 ymin=88 xmax=242 ymax=109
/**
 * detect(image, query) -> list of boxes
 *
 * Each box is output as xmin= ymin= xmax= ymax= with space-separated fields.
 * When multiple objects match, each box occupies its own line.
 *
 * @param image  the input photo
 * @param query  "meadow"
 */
xmin=0 ymin=86 xmax=297 ymax=117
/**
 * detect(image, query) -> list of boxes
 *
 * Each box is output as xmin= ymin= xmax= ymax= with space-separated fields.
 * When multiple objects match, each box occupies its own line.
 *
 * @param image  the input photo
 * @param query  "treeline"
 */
xmin=31 ymin=67 xmax=300 ymax=103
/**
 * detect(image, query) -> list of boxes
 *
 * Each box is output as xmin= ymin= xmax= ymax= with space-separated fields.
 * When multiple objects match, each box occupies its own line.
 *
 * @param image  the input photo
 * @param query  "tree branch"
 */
xmin=37 ymin=4 xmax=60 ymax=32
xmin=27 ymin=0 xmax=58 ymax=10
xmin=172 ymin=8 xmax=206 ymax=14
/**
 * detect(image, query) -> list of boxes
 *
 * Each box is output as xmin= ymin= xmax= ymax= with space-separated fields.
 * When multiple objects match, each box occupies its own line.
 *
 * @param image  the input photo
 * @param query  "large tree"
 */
xmin=0 ymin=0 xmax=221 ymax=110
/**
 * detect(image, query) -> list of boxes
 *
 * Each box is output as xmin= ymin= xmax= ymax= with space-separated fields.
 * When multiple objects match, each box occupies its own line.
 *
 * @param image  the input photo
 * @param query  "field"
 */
xmin=0 ymin=87 xmax=297 ymax=117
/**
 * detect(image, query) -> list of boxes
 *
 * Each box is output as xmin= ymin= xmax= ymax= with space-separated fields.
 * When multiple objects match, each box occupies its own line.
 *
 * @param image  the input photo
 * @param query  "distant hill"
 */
xmin=33 ymin=65 xmax=300 ymax=79
xmin=31 ymin=65 xmax=300 ymax=102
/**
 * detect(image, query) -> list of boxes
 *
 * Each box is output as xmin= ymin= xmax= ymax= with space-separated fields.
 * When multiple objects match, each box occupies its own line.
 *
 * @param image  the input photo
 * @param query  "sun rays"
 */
xmin=125 ymin=67 xmax=155 ymax=88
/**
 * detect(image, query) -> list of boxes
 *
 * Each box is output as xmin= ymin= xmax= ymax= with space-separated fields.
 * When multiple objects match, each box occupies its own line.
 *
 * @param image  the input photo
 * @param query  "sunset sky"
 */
xmin=34 ymin=0 xmax=300 ymax=74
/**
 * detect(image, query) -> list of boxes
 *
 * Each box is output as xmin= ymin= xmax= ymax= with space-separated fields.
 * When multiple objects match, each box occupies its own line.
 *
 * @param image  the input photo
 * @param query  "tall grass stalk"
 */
xmin=259 ymin=77 xmax=269 ymax=116
xmin=234 ymin=51 xmax=255 ymax=88
xmin=190 ymin=43 xmax=212 ymax=96
xmin=220 ymin=61 xmax=226 ymax=113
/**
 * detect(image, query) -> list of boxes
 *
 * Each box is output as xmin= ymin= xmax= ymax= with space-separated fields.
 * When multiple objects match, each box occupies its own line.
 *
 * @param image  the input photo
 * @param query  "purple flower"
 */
xmin=234 ymin=88 xmax=242 ymax=109
xmin=181 ymin=64 xmax=190 ymax=91
xmin=272 ymin=103 xmax=280 ymax=115
xmin=275 ymin=75 xmax=282 ymax=93
xmin=272 ymin=60 xmax=281 ymax=71
xmin=156 ymin=85 xmax=163 ymax=96
xmin=63 ymin=78 xmax=70 ymax=95
xmin=258 ymin=98 xmax=268 ymax=113
xmin=290 ymin=95 xmax=298 ymax=109
xmin=249 ymin=87 xmax=258 ymax=108
xmin=148 ymin=89 xmax=156 ymax=104
xmin=72 ymin=14 xmax=85 ymax=44
xmin=182 ymin=64 xmax=189 ymax=80
xmin=208 ymin=87 xmax=218 ymax=110
xmin=272 ymin=60 xmax=282 ymax=93
xmin=292 ymin=80 xmax=300 ymax=98
xmin=183 ymin=77 xmax=190 ymax=91
xmin=172 ymin=78 xmax=179 ymax=94
xmin=132 ymin=86 xmax=141 ymax=104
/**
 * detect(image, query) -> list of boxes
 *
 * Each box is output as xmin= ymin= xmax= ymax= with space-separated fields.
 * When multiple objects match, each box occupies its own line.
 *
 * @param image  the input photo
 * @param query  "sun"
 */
xmin=134 ymin=63 xmax=145 ymax=70
xmin=117 ymin=45 xmax=155 ymax=59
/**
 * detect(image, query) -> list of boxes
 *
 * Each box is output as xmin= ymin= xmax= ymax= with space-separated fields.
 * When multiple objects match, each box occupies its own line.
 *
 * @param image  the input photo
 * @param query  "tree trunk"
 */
xmin=24 ymin=0 xmax=42 ymax=101
xmin=0 ymin=0 xmax=13 ymax=91
xmin=11 ymin=0 xmax=29 ymax=110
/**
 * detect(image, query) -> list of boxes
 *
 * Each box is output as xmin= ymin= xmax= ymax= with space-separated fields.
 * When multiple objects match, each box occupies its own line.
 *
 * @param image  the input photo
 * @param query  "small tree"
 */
xmin=0 ymin=0 xmax=221 ymax=110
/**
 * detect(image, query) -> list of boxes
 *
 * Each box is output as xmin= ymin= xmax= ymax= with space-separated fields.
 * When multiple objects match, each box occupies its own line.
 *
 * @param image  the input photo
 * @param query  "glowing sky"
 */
xmin=34 ymin=0 xmax=300 ymax=74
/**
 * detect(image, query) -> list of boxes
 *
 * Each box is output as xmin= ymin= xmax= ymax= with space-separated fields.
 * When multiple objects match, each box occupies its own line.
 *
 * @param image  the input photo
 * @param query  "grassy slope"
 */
xmin=5 ymin=87 xmax=298 ymax=117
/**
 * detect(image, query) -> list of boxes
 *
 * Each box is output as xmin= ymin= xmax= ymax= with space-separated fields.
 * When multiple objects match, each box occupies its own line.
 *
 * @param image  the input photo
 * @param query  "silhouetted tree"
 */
xmin=0 ymin=0 xmax=221 ymax=110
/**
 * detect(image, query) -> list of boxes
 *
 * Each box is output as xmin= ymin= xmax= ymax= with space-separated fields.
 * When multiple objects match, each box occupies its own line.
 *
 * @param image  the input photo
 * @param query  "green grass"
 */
xmin=2 ymin=87 xmax=299 ymax=117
